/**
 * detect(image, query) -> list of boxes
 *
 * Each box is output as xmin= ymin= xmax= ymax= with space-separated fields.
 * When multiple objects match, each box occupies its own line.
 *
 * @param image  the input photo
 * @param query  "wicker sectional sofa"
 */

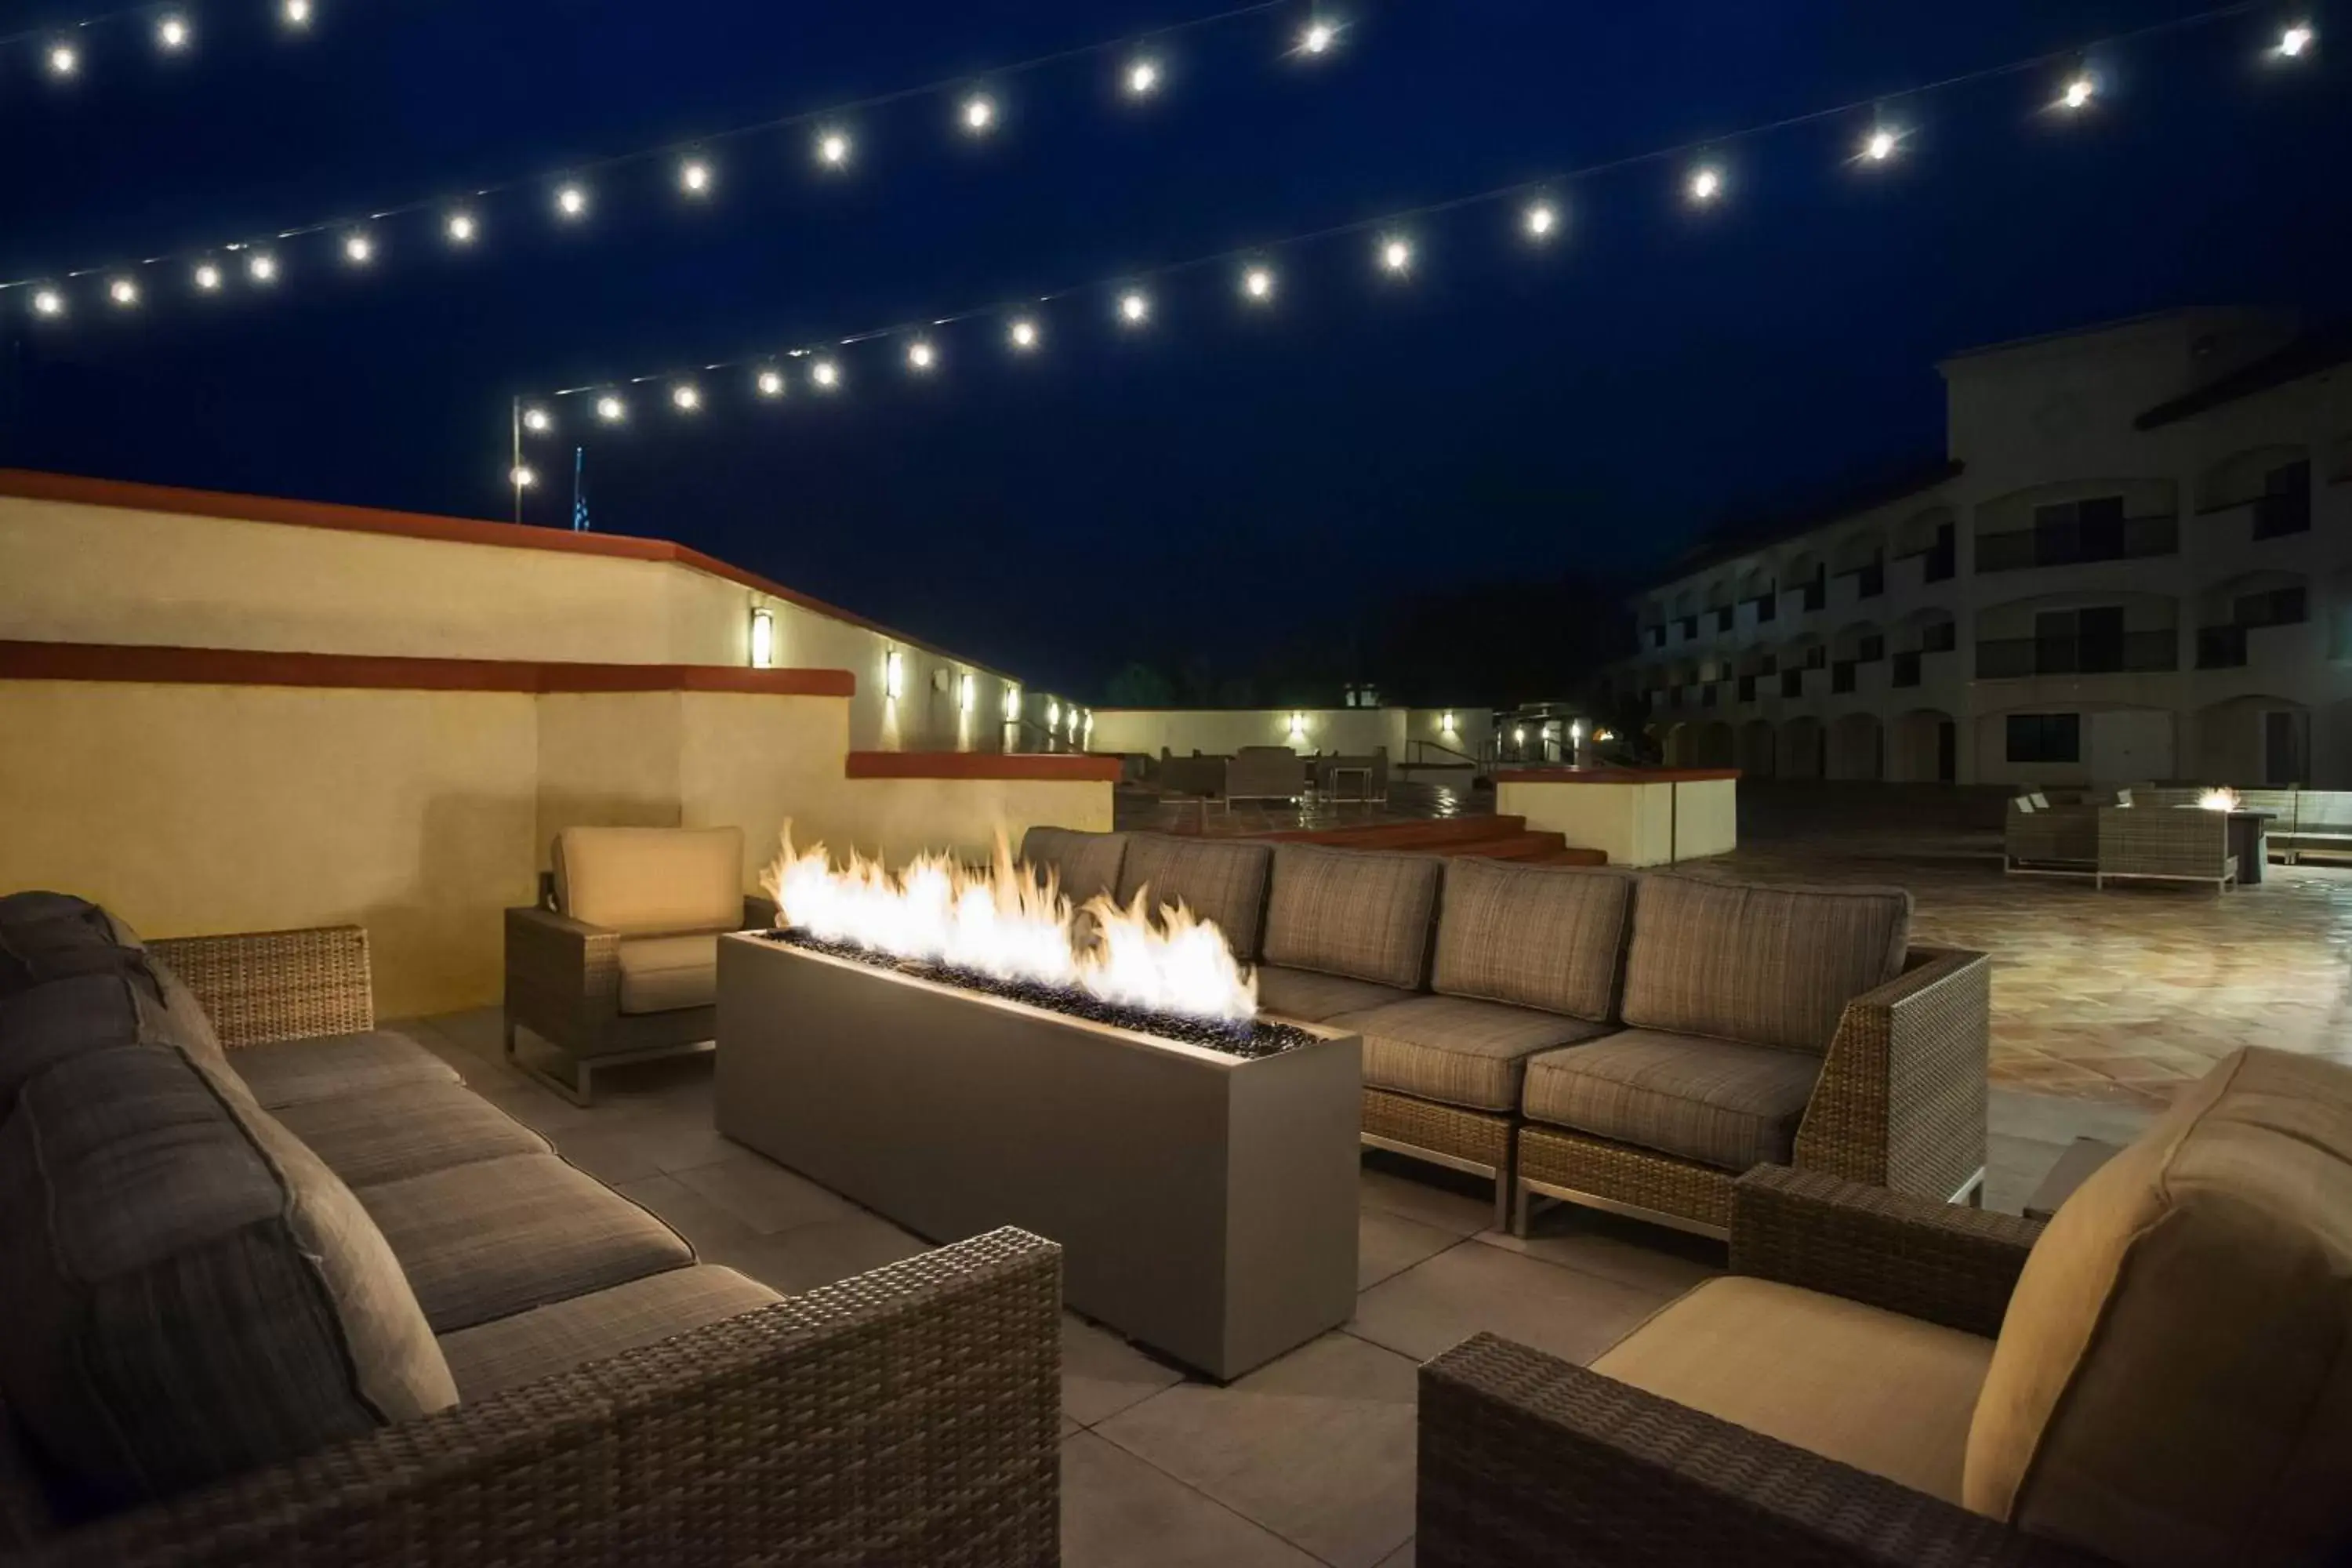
xmin=0 ymin=893 xmax=1060 ymax=1566
xmin=1022 ymin=829 xmax=1991 ymax=1240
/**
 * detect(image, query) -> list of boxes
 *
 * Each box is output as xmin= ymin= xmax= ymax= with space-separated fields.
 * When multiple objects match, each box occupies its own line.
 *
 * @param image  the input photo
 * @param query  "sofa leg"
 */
xmin=506 ymin=1025 xmax=595 ymax=1109
xmin=1509 ymin=1179 xmax=1533 ymax=1239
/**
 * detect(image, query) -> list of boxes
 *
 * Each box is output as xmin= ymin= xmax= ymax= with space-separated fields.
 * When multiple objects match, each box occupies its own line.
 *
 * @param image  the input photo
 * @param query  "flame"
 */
xmin=761 ymin=826 xmax=1259 ymax=1026
xmin=2198 ymin=786 xmax=2242 ymax=812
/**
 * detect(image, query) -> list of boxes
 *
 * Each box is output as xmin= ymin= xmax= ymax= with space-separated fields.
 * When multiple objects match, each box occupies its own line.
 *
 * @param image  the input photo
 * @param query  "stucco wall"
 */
xmin=1089 ymin=706 xmax=1467 ymax=760
xmin=0 ymin=680 xmax=539 ymax=1017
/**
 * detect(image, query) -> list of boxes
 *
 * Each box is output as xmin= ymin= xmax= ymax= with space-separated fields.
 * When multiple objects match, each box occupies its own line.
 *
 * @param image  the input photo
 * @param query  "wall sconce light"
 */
xmin=1004 ymin=684 xmax=1022 ymax=719
xmin=1570 ymin=720 xmax=1584 ymax=742
xmin=1514 ymin=726 xmax=1527 ymax=746
xmin=959 ymin=673 xmax=976 ymax=714
xmin=748 ymin=608 xmax=775 ymax=670
xmin=884 ymin=649 xmax=906 ymax=701
xmin=1048 ymin=699 xmax=1062 ymax=728
xmin=1288 ymin=712 xmax=1307 ymax=741
xmin=1442 ymin=711 xmax=1457 ymax=734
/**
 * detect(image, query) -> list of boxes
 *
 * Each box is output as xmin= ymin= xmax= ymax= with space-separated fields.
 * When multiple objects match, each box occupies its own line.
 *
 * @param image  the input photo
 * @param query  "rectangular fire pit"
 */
xmin=715 ymin=931 xmax=1362 ymax=1381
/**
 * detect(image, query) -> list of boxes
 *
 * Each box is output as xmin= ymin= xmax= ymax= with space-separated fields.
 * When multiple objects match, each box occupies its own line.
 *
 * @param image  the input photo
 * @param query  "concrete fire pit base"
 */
xmin=716 ymin=934 xmax=1362 ymax=1381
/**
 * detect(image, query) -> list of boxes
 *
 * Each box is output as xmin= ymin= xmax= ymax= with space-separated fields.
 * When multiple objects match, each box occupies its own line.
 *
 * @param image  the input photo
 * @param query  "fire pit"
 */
xmin=713 ymin=833 xmax=1362 ymax=1381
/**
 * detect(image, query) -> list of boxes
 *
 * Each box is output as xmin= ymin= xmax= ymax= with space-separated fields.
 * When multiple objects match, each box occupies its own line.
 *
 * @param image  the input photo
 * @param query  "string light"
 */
xmin=511 ymin=465 xmax=537 ymax=489
xmin=47 ymin=42 xmax=78 ymax=76
xmin=1688 ymin=165 xmax=1724 ymax=203
xmin=32 ymin=289 xmax=64 ymax=318
xmin=1863 ymin=126 xmax=1901 ymax=162
xmin=281 ymin=0 xmax=311 ymax=27
xmin=757 ymin=368 xmax=786 ymax=397
xmin=522 ymin=407 xmax=553 ymax=433
xmin=1008 ymin=317 xmax=1040 ymax=350
xmin=109 ymin=278 xmax=139 ymax=307
xmin=2277 ymin=21 xmax=2314 ymax=56
xmin=671 ymin=383 xmax=702 ymax=412
xmin=1523 ymin=201 xmax=1559 ymax=239
xmin=247 ymin=252 xmax=278 ymax=284
xmin=1119 ymin=289 xmax=1151 ymax=325
xmin=156 ymin=15 xmax=190 ymax=51
xmin=907 ymin=339 xmax=938 ymax=372
xmin=960 ymin=93 xmax=997 ymax=134
xmin=1126 ymin=58 xmax=1162 ymax=96
xmin=1242 ymin=264 xmax=1276 ymax=302
xmin=445 ymin=211 xmax=478 ymax=245
xmin=811 ymin=359 xmax=841 ymax=389
xmin=596 ymin=394 xmax=626 ymax=422
xmin=816 ymin=129 xmax=852 ymax=168
xmin=680 ymin=159 xmax=713 ymax=197
xmin=193 ymin=262 xmax=222 ymax=291
xmin=343 ymin=232 xmax=374 ymax=266
xmin=1300 ymin=20 xmax=1337 ymax=55
xmin=556 ymin=184 xmax=590 ymax=220
xmin=2060 ymin=74 xmax=2097 ymax=110
xmin=1379 ymin=236 xmax=1414 ymax=273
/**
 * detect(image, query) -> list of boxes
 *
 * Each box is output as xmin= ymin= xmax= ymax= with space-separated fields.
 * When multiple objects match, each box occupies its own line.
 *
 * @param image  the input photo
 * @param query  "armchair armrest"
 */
xmin=36 ymin=1228 xmax=1062 ymax=1568
xmin=504 ymin=904 xmax=624 ymax=1018
xmin=1796 ymin=947 xmax=1990 ymax=1203
xmin=1732 ymin=1166 xmax=2041 ymax=1338
xmin=147 ymin=926 xmax=374 ymax=1047
xmin=1419 ymin=1333 xmax=2107 ymax=1568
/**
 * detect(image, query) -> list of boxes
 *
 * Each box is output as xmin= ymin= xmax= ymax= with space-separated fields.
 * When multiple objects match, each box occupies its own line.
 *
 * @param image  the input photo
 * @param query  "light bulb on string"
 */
xmin=1242 ymin=264 xmax=1275 ymax=303
xmin=445 ymin=211 xmax=477 ymax=245
xmin=757 ymin=368 xmax=786 ymax=397
xmin=281 ymin=0 xmax=312 ymax=27
xmin=1119 ymin=289 xmax=1151 ymax=326
xmin=1008 ymin=318 xmax=1040 ymax=350
xmin=1523 ymin=201 xmax=1560 ymax=239
xmin=1300 ymin=20 xmax=1337 ymax=56
xmin=47 ymin=42 xmax=78 ymax=77
xmin=672 ymin=383 xmax=702 ymax=412
xmin=811 ymin=359 xmax=841 ymax=390
xmin=907 ymin=339 xmax=938 ymax=373
xmin=110 ymin=278 xmax=140 ymax=307
xmin=157 ymin=15 xmax=191 ymax=50
xmin=556 ymin=184 xmax=590 ymax=220
xmin=193 ymin=262 xmax=222 ymax=292
xmin=521 ymin=407 xmax=553 ymax=434
xmin=511 ymin=466 xmax=537 ymax=490
xmin=2060 ymin=74 xmax=2096 ymax=111
xmin=815 ymin=129 xmax=852 ymax=168
xmin=1862 ymin=125 xmax=1902 ymax=163
xmin=1126 ymin=58 xmax=1161 ymax=96
xmin=960 ymin=93 xmax=998 ymax=135
xmin=1379 ymin=236 xmax=1414 ymax=274
xmin=1688 ymin=165 xmax=1724 ymax=204
xmin=247 ymin=252 xmax=278 ymax=284
xmin=343 ymin=233 xmax=374 ymax=267
xmin=596 ymin=394 xmax=626 ymax=423
xmin=32 ymin=289 xmax=65 ymax=318
xmin=2277 ymin=21 xmax=2315 ymax=56
xmin=680 ymin=159 xmax=713 ymax=198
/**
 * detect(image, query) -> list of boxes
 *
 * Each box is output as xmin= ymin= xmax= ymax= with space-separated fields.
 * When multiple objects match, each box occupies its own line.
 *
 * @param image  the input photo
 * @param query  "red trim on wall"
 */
xmin=0 ymin=467 xmax=1014 ymax=681
xmin=0 ymin=641 xmax=855 ymax=696
xmin=844 ymin=751 xmax=1123 ymax=782
xmin=1497 ymin=767 xmax=1743 ymax=785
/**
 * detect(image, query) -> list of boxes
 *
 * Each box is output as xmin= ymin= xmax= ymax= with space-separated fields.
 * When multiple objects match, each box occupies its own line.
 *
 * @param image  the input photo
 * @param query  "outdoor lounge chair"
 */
xmin=1228 ymin=746 xmax=1308 ymax=804
xmin=1418 ymin=1047 xmax=2352 ymax=1568
xmin=503 ymin=825 xmax=759 ymax=1103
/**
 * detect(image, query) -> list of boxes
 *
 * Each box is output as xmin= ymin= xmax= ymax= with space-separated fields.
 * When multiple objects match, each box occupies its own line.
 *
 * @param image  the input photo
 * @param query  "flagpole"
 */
xmin=572 ymin=446 xmax=588 ymax=532
xmin=508 ymin=396 xmax=522 ymax=525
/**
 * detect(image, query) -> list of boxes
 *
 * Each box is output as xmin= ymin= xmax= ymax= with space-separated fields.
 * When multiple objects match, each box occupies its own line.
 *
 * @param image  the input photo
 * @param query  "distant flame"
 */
xmin=761 ymin=827 xmax=1259 ymax=1026
xmin=2198 ymin=786 xmax=2241 ymax=812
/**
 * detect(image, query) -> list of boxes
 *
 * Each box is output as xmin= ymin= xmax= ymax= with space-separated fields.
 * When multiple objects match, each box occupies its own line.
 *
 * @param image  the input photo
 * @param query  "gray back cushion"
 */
xmin=0 ymin=914 xmax=456 ymax=1515
xmin=0 ymin=893 xmax=148 ymax=999
xmin=1116 ymin=837 xmax=1275 ymax=960
xmin=1263 ymin=844 xmax=1442 ymax=990
xmin=1433 ymin=858 xmax=1636 ymax=1022
xmin=1019 ymin=827 xmax=1130 ymax=906
xmin=1620 ymin=875 xmax=1911 ymax=1054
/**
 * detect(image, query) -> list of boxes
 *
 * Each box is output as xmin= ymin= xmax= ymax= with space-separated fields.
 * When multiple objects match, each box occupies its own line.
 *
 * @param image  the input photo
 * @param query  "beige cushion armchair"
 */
xmin=1419 ymin=1047 xmax=2352 ymax=1566
xmin=503 ymin=826 xmax=755 ymax=1104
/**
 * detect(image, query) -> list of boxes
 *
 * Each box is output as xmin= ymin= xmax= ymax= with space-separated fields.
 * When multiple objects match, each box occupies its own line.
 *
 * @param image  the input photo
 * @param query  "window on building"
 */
xmin=2253 ymin=462 xmax=2313 ymax=540
xmin=2235 ymin=586 xmax=2308 ymax=629
xmin=1922 ymin=619 xmax=1958 ymax=653
xmin=2007 ymin=713 xmax=2081 ymax=764
xmin=1756 ymin=593 xmax=1778 ymax=622
xmin=1857 ymin=561 xmax=1886 ymax=599
xmin=1715 ymin=606 xmax=1736 ymax=632
xmin=1647 ymin=624 xmax=1667 ymax=650
xmin=1856 ymin=633 xmax=1886 ymax=662
xmin=1679 ymin=615 xmax=1700 ymax=641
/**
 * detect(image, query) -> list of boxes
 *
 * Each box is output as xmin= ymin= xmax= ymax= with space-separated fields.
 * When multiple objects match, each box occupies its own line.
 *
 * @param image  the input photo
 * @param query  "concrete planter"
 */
xmin=716 ymin=934 xmax=1362 ymax=1381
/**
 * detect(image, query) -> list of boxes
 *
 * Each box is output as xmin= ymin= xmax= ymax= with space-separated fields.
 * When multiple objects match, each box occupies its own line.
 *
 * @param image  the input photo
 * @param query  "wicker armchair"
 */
xmin=2094 ymin=806 xmax=2235 ymax=891
xmin=1420 ymin=1167 xmax=2096 ymax=1568
xmin=1515 ymin=946 xmax=1991 ymax=1238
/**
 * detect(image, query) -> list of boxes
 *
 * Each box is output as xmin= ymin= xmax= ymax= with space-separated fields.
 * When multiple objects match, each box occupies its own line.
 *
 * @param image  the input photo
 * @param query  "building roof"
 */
xmin=2134 ymin=323 xmax=2352 ymax=430
xmin=1635 ymin=458 xmax=1963 ymax=597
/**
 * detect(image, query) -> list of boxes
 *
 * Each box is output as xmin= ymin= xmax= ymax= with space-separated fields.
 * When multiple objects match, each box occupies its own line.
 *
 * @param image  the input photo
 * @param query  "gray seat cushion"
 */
xmin=1262 ymin=844 xmax=1441 ymax=989
xmin=0 ymin=975 xmax=456 ymax=1512
xmin=615 ymin=933 xmax=720 ymax=1015
xmin=438 ymin=1265 xmax=781 ymax=1401
xmin=1521 ymin=1028 xmax=1822 ymax=1171
xmin=1116 ymin=836 xmax=1274 ymax=959
xmin=0 ymin=891 xmax=148 ymax=997
xmin=1254 ymin=964 xmax=1417 ymax=1025
xmin=361 ymin=1153 xmax=695 ymax=1333
xmin=276 ymin=1080 xmax=551 ymax=1189
xmin=1334 ymin=994 xmax=1613 ymax=1112
xmin=1020 ymin=827 xmax=1130 ymax=906
xmin=1434 ymin=859 xmax=1635 ymax=1022
xmin=1620 ymin=875 xmax=1911 ymax=1054
xmin=230 ymin=1029 xmax=460 ymax=1109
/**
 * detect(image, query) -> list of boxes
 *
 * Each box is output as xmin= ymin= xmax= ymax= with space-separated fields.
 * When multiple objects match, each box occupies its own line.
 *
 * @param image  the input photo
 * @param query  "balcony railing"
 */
xmin=1780 ymin=669 xmax=1806 ymax=699
xmin=1974 ymin=514 xmax=2178 ymax=573
xmin=2252 ymin=491 xmax=2313 ymax=540
xmin=2196 ymin=625 xmax=2249 ymax=670
xmin=1831 ymin=662 xmax=1857 ymax=695
xmin=1976 ymin=630 xmax=2178 ymax=679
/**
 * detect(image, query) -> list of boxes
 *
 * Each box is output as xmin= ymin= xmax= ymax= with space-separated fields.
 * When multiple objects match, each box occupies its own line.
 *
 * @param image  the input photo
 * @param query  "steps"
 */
xmin=1258 ymin=815 xmax=1608 ymax=866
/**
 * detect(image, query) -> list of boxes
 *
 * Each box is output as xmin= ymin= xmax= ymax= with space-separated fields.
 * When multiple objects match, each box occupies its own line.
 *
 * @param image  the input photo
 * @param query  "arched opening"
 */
xmin=1780 ymin=716 xmax=1826 ymax=779
xmin=1829 ymin=620 xmax=1886 ymax=697
xmin=1703 ymin=576 xmax=1736 ymax=634
xmin=1734 ymin=564 xmax=1777 ymax=628
xmin=1830 ymin=526 xmax=1888 ymax=603
xmin=1688 ymin=720 xmax=1737 ymax=768
xmin=1780 ymin=550 xmax=1825 ymax=615
xmin=1891 ymin=709 xmax=1959 ymax=783
xmin=1828 ymin=712 xmax=1885 ymax=781
xmin=1737 ymin=719 xmax=1777 ymax=778
xmin=1655 ymin=721 xmax=1689 ymax=767
xmin=2190 ymin=695 xmax=2310 ymax=786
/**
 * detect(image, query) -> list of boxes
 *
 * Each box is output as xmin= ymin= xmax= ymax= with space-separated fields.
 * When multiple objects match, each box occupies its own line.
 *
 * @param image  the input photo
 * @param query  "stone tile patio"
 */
xmin=398 ymin=993 xmax=2145 ymax=1567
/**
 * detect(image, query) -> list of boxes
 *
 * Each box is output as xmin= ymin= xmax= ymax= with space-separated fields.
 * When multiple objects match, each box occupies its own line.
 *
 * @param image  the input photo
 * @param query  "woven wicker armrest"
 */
xmin=504 ymin=903 xmax=623 ymax=1011
xmin=1732 ymin=1166 xmax=2041 ymax=1338
xmin=1796 ymin=947 xmax=1991 ymax=1203
xmin=147 ymin=926 xmax=374 ymax=1047
xmin=35 ymin=1228 xmax=1063 ymax=1568
xmin=1418 ymin=1333 xmax=2108 ymax=1568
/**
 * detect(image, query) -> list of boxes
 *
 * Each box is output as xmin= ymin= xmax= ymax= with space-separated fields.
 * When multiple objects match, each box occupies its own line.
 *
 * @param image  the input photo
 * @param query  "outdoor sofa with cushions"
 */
xmin=1018 ymin=830 xmax=1991 ymax=1240
xmin=2004 ymin=793 xmax=2100 ymax=873
xmin=0 ymin=893 xmax=1060 ymax=1567
xmin=1418 ymin=1046 xmax=2352 ymax=1568
xmin=505 ymin=825 xmax=764 ymax=1104
xmin=2093 ymin=805 xmax=2237 ymax=891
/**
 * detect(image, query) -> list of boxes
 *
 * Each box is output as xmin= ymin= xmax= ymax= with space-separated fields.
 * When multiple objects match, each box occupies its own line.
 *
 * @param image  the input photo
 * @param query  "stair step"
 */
xmin=1434 ymin=831 xmax=1568 ymax=862
xmin=1530 ymin=847 xmax=1612 ymax=867
xmin=1265 ymin=815 xmax=1526 ymax=849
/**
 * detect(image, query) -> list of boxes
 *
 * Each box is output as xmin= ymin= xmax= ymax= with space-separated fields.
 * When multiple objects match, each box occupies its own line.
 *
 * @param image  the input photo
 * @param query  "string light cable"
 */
xmin=1 ymin=0 xmax=1352 ymax=315
xmin=503 ymin=0 xmax=2312 ymax=490
xmin=2 ymin=0 xmax=327 ymax=90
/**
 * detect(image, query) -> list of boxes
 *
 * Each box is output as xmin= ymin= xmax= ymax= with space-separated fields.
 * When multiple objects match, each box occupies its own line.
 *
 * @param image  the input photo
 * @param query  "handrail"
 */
xmin=1406 ymin=738 xmax=1479 ymax=767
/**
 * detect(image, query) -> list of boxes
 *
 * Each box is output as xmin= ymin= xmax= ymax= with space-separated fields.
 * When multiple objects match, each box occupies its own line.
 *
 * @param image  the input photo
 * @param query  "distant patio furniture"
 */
xmin=2274 ymin=788 xmax=2352 ymax=862
xmin=1318 ymin=750 xmax=1391 ymax=804
xmin=1419 ymin=1047 xmax=2352 ymax=1568
xmin=504 ymin=825 xmax=760 ymax=1103
xmin=0 ymin=892 xmax=1062 ymax=1566
xmin=2003 ymin=793 xmax=2099 ymax=876
xmin=1229 ymin=746 xmax=1308 ymax=804
xmin=2095 ymin=805 xmax=2236 ymax=891
xmin=1158 ymin=750 xmax=1231 ymax=800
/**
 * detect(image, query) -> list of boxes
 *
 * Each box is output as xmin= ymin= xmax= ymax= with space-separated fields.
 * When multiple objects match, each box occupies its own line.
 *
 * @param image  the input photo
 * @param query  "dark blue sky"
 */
xmin=4 ymin=0 xmax=2346 ymax=694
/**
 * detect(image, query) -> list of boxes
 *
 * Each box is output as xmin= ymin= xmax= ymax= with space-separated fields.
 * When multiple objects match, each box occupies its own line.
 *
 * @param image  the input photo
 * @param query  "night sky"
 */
xmin=5 ymin=0 xmax=2347 ymax=695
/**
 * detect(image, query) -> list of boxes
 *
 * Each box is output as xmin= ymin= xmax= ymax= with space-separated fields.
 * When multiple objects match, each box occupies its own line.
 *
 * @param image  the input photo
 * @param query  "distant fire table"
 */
xmin=715 ymin=931 xmax=1363 ymax=1381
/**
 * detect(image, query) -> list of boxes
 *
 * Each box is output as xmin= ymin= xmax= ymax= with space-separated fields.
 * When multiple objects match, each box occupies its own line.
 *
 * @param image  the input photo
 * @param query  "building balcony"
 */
xmin=1975 ymin=631 xmax=2178 ymax=680
xmin=1974 ymin=514 xmax=2178 ymax=574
